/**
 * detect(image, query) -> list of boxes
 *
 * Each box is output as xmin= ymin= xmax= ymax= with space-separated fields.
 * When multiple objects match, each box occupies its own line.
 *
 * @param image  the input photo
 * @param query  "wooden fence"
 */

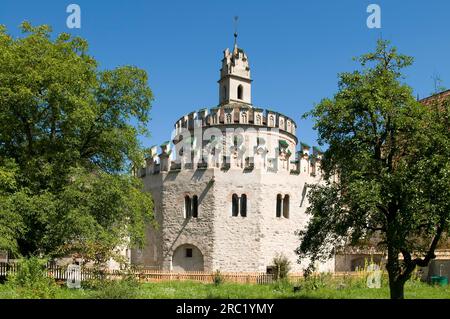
xmin=0 ymin=262 xmax=123 ymax=282
xmin=135 ymin=270 xmax=300 ymax=284
xmin=0 ymin=262 xmax=363 ymax=284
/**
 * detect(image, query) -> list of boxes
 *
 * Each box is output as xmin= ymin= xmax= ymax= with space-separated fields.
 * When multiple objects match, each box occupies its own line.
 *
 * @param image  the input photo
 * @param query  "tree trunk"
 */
xmin=386 ymin=245 xmax=406 ymax=299
xmin=389 ymin=277 xmax=405 ymax=299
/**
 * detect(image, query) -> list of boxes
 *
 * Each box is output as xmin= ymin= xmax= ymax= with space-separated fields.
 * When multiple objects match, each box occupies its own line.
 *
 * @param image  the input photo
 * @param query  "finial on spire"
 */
xmin=233 ymin=16 xmax=239 ymax=50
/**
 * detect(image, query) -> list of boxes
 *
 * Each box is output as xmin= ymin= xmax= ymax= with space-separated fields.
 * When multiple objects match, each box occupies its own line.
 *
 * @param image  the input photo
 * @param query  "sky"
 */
xmin=1 ymin=0 xmax=450 ymax=150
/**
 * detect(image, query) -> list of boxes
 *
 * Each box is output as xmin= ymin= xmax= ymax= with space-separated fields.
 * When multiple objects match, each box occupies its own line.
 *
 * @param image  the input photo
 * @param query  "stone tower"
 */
xmin=218 ymin=35 xmax=252 ymax=105
xmin=131 ymin=38 xmax=334 ymax=274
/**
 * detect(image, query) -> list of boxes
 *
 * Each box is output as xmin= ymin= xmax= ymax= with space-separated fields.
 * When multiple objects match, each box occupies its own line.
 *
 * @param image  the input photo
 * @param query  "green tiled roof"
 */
xmin=279 ymin=140 xmax=289 ymax=148
xmin=300 ymin=142 xmax=311 ymax=149
xmin=313 ymin=146 xmax=323 ymax=153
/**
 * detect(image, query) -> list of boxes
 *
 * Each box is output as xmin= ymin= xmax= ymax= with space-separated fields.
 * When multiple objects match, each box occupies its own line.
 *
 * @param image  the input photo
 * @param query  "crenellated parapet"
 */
xmin=134 ymin=137 xmax=323 ymax=179
xmin=174 ymin=104 xmax=297 ymax=139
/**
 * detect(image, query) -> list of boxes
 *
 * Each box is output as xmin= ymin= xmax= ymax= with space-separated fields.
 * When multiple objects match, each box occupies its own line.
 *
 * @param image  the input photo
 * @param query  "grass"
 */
xmin=1 ymin=279 xmax=449 ymax=299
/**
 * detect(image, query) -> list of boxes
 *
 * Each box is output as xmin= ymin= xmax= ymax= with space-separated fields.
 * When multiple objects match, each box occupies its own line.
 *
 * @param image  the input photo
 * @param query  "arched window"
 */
xmin=237 ymin=85 xmax=243 ymax=100
xmin=283 ymin=195 xmax=290 ymax=218
xmin=226 ymin=113 xmax=232 ymax=124
xmin=276 ymin=194 xmax=282 ymax=218
xmin=222 ymin=86 xmax=227 ymax=101
xmin=240 ymin=194 xmax=247 ymax=217
xmin=256 ymin=114 xmax=261 ymax=125
xmin=184 ymin=195 xmax=192 ymax=218
xmin=241 ymin=111 xmax=247 ymax=123
xmin=269 ymin=116 xmax=275 ymax=127
xmin=232 ymin=194 xmax=239 ymax=217
xmin=192 ymin=195 xmax=198 ymax=218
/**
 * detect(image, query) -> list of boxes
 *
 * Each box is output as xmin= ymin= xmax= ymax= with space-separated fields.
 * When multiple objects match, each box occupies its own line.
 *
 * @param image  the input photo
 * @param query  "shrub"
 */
xmin=300 ymin=272 xmax=332 ymax=291
xmin=6 ymin=257 xmax=58 ymax=299
xmin=272 ymin=253 xmax=291 ymax=281
xmin=89 ymin=274 xmax=140 ymax=299
xmin=82 ymin=277 xmax=104 ymax=290
xmin=81 ymin=267 xmax=109 ymax=289
xmin=213 ymin=270 xmax=224 ymax=286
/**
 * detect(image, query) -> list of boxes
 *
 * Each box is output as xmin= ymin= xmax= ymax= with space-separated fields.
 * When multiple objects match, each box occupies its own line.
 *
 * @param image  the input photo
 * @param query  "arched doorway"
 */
xmin=172 ymin=244 xmax=204 ymax=271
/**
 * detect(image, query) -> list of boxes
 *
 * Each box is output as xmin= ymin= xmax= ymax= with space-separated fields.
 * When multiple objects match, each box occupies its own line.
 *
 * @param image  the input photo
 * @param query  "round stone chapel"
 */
xmin=131 ymin=38 xmax=335 ymax=273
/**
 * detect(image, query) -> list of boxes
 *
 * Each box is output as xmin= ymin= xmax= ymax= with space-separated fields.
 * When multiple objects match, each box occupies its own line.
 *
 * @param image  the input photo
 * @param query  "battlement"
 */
xmin=174 ymin=105 xmax=297 ymax=139
xmin=134 ymin=139 xmax=323 ymax=179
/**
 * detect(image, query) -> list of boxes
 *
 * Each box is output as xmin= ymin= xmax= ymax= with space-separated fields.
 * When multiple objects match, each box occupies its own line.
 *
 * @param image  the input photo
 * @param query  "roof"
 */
xmin=313 ymin=146 xmax=323 ymax=154
xmin=279 ymin=140 xmax=289 ymax=148
xmin=219 ymin=102 xmax=252 ymax=109
xmin=419 ymin=89 xmax=450 ymax=105
xmin=300 ymin=142 xmax=311 ymax=149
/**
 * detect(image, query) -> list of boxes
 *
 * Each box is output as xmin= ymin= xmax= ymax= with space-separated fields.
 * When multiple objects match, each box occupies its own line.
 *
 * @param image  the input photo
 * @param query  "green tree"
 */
xmin=0 ymin=22 xmax=154 ymax=264
xmin=0 ymin=159 xmax=25 ymax=254
xmin=297 ymin=40 xmax=450 ymax=299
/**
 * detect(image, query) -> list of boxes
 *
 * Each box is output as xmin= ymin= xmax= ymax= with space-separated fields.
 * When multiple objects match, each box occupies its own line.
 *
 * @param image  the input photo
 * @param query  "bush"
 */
xmin=300 ymin=272 xmax=332 ymax=291
xmin=89 ymin=274 xmax=140 ymax=299
xmin=82 ymin=277 xmax=105 ymax=290
xmin=213 ymin=270 xmax=224 ymax=286
xmin=6 ymin=257 xmax=58 ymax=299
xmin=272 ymin=253 xmax=291 ymax=281
xmin=81 ymin=267 xmax=110 ymax=290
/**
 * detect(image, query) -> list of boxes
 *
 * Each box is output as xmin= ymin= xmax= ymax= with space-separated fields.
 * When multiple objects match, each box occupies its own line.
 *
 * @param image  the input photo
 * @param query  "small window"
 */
xmin=222 ymin=86 xmax=227 ymax=101
xmin=237 ymin=84 xmax=243 ymax=100
xmin=283 ymin=195 xmax=290 ymax=218
xmin=186 ymin=248 xmax=193 ymax=258
xmin=242 ymin=113 xmax=247 ymax=123
xmin=184 ymin=195 xmax=192 ymax=218
xmin=276 ymin=194 xmax=282 ymax=218
xmin=269 ymin=116 xmax=275 ymax=127
xmin=240 ymin=194 xmax=247 ymax=217
xmin=232 ymin=194 xmax=239 ymax=217
xmin=192 ymin=195 xmax=198 ymax=218
xmin=257 ymin=137 xmax=265 ymax=146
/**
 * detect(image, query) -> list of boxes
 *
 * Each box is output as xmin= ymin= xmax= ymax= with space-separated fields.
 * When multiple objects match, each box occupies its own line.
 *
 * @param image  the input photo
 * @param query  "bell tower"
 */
xmin=218 ymin=22 xmax=252 ymax=106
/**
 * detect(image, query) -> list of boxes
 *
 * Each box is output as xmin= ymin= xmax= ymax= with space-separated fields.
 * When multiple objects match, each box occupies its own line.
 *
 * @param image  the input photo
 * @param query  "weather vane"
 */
xmin=233 ymin=16 xmax=239 ymax=47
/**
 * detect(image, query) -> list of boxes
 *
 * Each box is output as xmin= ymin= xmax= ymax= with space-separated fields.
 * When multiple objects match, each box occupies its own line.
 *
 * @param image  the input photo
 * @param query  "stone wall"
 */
xmin=131 ymin=105 xmax=333 ymax=273
xmin=133 ymin=163 xmax=335 ymax=273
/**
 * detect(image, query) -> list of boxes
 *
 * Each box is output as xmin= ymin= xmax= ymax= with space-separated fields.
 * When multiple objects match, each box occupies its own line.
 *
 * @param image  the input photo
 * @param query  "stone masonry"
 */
xmin=130 ymin=38 xmax=335 ymax=273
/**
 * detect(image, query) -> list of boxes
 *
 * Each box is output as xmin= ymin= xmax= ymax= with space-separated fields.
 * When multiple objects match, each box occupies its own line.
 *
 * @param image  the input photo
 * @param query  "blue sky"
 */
xmin=2 ymin=0 xmax=450 ymax=150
